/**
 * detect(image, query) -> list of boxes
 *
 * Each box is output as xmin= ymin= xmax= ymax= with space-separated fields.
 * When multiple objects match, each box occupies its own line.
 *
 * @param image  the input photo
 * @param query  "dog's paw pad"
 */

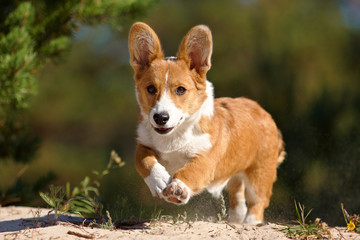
xmin=162 ymin=179 xmax=190 ymax=205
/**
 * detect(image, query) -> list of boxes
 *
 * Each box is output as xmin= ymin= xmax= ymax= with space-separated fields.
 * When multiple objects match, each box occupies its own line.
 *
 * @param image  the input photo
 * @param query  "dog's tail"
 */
xmin=277 ymin=129 xmax=286 ymax=166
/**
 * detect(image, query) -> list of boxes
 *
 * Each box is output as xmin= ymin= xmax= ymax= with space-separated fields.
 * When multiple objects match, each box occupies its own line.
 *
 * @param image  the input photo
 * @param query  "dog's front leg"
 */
xmin=162 ymin=156 xmax=215 ymax=205
xmin=135 ymin=144 xmax=171 ymax=198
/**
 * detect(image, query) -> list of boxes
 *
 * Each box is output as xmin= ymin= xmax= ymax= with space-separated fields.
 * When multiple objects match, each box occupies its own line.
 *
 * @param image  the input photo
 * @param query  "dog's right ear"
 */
xmin=128 ymin=22 xmax=164 ymax=73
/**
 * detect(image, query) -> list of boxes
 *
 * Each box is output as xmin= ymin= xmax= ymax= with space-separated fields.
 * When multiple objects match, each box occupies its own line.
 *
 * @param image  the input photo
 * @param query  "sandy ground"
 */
xmin=0 ymin=206 xmax=359 ymax=240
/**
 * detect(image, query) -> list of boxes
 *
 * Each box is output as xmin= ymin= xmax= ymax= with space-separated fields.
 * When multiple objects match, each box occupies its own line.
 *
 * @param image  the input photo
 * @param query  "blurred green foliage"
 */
xmin=0 ymin=0 xmax=157 ymax=204
xmin=0 ymin=0 xmax=359 ymax=226
xmin=0 ymin=0 xmax=157 ymax=162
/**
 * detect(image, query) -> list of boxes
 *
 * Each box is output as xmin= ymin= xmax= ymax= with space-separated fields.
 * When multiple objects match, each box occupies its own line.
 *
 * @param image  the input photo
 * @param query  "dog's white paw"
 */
xmin=162 ymin=178 xmax=191 ymax=205
xmin=244 ymin=214 xmax=262 ymax=225
xmin=144 ymin=163 xmax=171 ymax=197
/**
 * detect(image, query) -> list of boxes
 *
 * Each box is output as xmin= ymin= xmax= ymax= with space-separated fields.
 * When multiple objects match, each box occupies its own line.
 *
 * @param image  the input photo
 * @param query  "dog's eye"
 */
xmin=147 ymin=85 xmax=157 ymax=95
xmin=175 ymin=86 xmax=186 ymax=95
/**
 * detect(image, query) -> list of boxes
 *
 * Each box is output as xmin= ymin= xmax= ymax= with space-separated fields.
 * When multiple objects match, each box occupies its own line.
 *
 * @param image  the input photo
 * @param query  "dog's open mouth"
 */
xmin=154 ymin=127 xmax=174 ymax=135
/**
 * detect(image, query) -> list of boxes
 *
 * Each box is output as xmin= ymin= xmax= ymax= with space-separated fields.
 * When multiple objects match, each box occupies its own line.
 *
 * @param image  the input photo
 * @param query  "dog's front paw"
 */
xmin=162 ymin=179 xmax=191 ymax=205
xmin=144 ymin=163 xmax=171 ymax=197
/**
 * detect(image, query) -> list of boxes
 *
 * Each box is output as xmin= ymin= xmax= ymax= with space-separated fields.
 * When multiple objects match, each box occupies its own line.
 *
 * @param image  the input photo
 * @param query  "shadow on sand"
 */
xmin=0 ymin=212 xmax=88 ymax=232
xmin=0 ymin=211 xmax=150 ymax=233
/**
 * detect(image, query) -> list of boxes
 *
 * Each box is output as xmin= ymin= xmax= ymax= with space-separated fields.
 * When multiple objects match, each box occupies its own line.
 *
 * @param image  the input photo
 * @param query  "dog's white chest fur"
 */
xmin=138 ymin=120 xmax=212 ymax=175
xmin=159 ymin=128 xmax=211 ymax=175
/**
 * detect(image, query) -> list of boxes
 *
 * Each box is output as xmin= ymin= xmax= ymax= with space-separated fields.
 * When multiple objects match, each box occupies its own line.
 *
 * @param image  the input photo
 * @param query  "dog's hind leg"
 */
xmin=243 ymin=161 xmax=278 ymax=225
xmin=227 ymin=174 xmax=247 ymax=223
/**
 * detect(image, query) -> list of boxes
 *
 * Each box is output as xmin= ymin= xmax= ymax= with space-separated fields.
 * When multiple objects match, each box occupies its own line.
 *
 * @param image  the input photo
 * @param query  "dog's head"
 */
xmin=128 ymin=22 xmax=213 ymax=135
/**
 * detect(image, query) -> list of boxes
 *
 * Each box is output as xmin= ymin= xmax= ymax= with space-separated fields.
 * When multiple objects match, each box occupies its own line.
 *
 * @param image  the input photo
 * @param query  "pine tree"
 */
xmin=0 ymin=0 xmax=157 ymax=163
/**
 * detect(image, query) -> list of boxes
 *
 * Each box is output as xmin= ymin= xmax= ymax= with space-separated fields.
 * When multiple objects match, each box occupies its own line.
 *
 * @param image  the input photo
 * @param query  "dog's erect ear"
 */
xmin=177 ymin=25 xmax=213 ymax=77
xmin=128 ymin=22 xmax=164 ymax=73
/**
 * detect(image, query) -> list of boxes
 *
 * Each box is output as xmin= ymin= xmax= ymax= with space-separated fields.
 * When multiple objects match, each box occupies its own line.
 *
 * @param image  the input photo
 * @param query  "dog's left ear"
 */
xmin=177 ymin=25 xmax=213 ymax=77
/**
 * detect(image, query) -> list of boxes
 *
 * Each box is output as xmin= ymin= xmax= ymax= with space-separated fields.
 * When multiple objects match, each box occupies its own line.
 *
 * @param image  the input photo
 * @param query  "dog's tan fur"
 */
xmin=128 ymin=22 xmax=285 ymax=224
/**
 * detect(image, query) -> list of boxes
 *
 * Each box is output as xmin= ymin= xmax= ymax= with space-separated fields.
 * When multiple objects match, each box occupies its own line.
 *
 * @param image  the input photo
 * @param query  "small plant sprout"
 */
xmin=194 ymin=213 xmax=199 ymax=222
xmin=39 ymin=185 xmax=66 ymax=222
xmin=217 ymin=193 xmax=228 ymax=222
xmin=341 ymin=203 xmax=360 ymax=233
xmin=31 ymin=208 xmax=42 ymax=227
xmin=39 ymin=150 xmax=124 ymax=223
xmin=150 ymin=205 xmax=163 ymax=222
xmin=280 ymin=201 xmax=330 ymax=239
xmin=100 ymin=210 xmax=115 ymax=230
xmin=180 ymin=211 xmax=188 ymax=223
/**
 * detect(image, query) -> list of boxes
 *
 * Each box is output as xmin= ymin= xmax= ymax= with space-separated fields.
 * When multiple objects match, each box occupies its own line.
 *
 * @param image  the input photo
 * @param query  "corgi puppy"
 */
xmin=128 ymin=22 xmax=285 ymax=225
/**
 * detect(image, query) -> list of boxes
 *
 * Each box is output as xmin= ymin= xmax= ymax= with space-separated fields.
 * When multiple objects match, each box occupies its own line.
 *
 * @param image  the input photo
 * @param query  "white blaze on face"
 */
xmin=149 ymin=61 xmax=187 ymax=130
xmin=165 ymin=67 xmax=169 ymax=87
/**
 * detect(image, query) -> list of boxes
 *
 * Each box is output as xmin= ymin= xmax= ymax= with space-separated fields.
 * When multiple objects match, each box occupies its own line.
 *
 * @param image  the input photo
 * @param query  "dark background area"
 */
xmin=1 ymin=0 xmax=359 ymax=226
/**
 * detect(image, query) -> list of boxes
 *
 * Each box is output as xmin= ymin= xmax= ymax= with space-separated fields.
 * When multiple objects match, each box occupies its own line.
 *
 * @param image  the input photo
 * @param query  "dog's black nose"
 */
xmin=153 ymin=112 xmax=169 ymax=125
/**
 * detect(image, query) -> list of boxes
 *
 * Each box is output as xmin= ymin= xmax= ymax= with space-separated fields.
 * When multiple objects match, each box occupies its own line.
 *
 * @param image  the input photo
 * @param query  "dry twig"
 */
xmin=225 ymin=221 xmax=242 ymax=234
xmin=67 ymin=230 xmax=95 ymax=239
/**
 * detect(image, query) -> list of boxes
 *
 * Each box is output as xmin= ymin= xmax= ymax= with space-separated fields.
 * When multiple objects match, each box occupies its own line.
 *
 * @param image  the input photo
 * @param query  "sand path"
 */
xmin=1 ymin=206 xmax=358 ymax=240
